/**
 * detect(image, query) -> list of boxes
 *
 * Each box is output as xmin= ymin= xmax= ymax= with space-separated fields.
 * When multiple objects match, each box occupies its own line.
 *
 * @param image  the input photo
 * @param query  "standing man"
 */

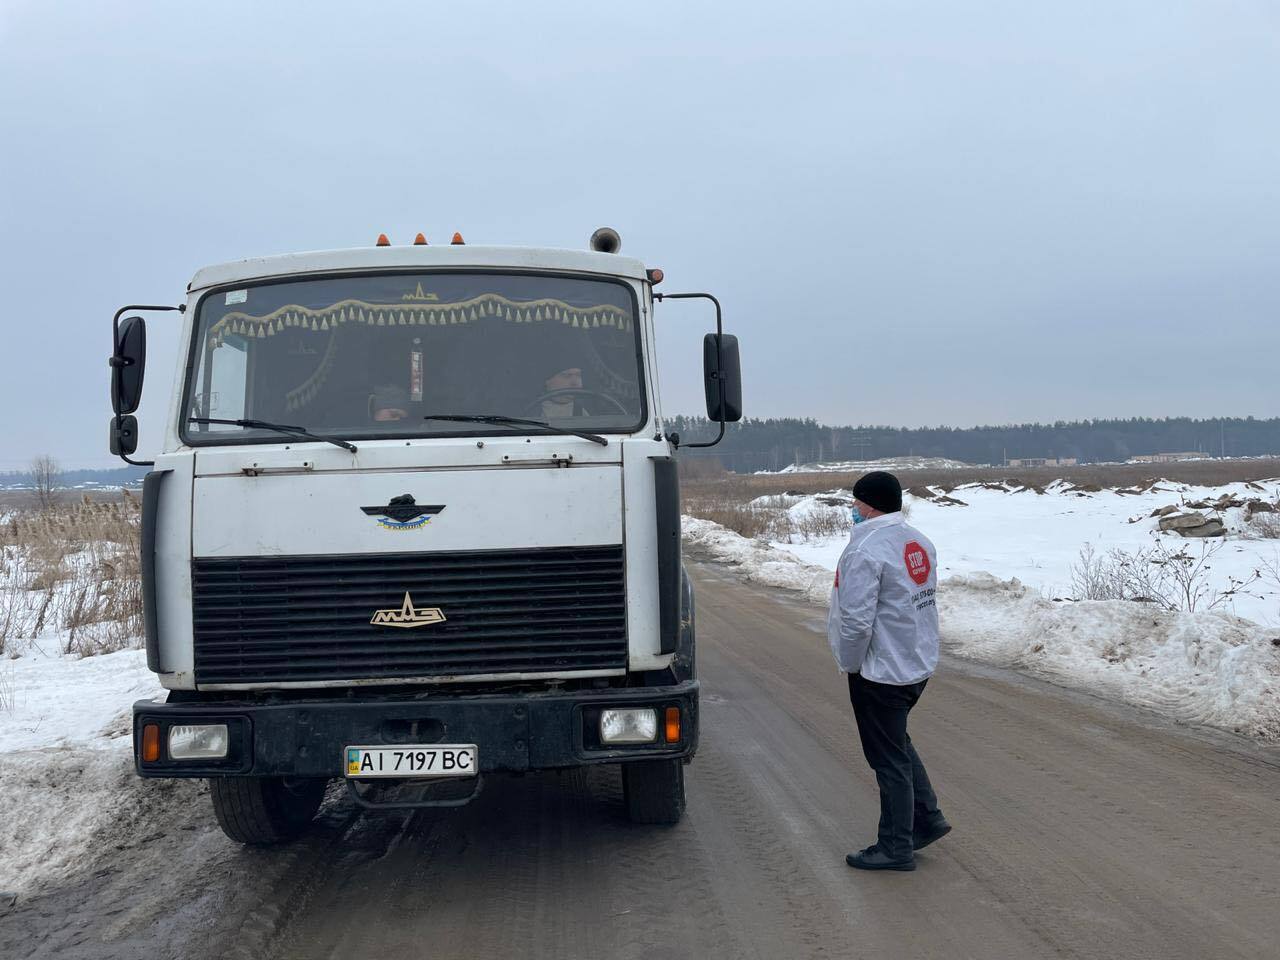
xmin=829 ymin=471 xmax=950 ymax=872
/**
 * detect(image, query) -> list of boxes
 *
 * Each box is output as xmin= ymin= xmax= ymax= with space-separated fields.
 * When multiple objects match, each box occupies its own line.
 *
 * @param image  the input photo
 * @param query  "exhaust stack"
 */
xmin=589 ymin=227 xmax=621 ymax=254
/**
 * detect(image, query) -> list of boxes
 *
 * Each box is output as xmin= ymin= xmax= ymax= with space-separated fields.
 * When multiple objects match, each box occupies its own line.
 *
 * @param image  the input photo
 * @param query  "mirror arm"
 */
xmin=110 ymin=303 xmax=186 ymax=468
xmin=112 ymin=302 xmax=185 ymax=347
xmin=653 ymin=292 xmax=728 ymax=450
xmin=117 ymin=444 xmax=154 ymax=468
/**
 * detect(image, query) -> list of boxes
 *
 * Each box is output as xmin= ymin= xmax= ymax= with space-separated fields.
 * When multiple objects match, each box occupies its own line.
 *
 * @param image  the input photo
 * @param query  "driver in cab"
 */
xmin=541 ymin=367 xmax=584 ymax=419
xmin=369 ymin=367 xmax=599 ymax=424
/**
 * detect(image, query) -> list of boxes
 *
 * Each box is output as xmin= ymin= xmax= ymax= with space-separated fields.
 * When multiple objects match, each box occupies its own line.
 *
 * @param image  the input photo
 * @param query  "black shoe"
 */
xmin=846 ymin=846 xmax=915 ymax=872
xmin=913 ymin=818 xmax=952 ymax=851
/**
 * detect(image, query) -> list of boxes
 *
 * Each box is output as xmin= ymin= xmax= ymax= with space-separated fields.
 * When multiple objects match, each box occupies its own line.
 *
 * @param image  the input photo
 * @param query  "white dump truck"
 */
xmin=108 ymin=228 xmax=741 ymax=842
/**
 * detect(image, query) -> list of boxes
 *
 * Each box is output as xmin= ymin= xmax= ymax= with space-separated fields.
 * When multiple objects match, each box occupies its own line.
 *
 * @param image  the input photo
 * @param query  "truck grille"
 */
xmin=191 ymin=546 xmax=627 ymax=685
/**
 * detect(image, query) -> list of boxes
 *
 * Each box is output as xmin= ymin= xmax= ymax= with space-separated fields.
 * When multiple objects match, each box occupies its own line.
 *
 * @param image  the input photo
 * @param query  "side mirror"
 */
xmin=110 ymin=315 xmax=147 ymax=415
xmin=109 ymin=415 xmax=139 ymax=456
xmin=702 ymin=333 xmax=742 ymax=423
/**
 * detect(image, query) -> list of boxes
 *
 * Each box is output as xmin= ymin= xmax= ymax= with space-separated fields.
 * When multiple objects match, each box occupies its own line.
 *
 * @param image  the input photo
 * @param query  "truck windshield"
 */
xmin=183 ymin=272 xmax=644 ymax=443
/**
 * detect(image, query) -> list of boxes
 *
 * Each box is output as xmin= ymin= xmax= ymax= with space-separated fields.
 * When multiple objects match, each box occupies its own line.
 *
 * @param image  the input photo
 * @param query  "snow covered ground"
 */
xmin=684 ymin=476 xmax=1280 ymax=742
xmin=776 ymin=479 xmax=1280 ymax=624
xmin=0 ymin=649 xmax=167 ymax=896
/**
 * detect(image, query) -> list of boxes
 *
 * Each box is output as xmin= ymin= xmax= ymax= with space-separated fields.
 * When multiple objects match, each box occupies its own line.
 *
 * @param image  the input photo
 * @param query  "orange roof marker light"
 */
xmin=376 ymin=233 xmax=391 ymax=247
xmin=413 ymin=233 xmax=428 ymax=246
xmin=451 ymin=232 xmax=465 ymax=245
xmin=647 ymin=268 xmax=664 ymax=285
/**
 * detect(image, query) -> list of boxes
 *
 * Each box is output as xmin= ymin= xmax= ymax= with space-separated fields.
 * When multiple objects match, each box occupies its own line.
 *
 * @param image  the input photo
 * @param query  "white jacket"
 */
xmin=827 ymin=513 xmax=939 ymax=685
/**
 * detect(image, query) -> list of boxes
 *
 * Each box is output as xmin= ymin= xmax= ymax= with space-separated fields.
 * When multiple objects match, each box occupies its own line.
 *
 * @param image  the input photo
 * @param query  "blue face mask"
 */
xmin=851 ymin=505 xmax=866 ymax=525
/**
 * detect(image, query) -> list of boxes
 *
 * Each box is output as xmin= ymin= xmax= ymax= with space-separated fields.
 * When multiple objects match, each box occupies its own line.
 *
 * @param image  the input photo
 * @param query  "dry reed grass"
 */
xmin=1 ymin=493 xmax=142 ymax=657
xmin=682 ymin=488 xmax=852 ymax=543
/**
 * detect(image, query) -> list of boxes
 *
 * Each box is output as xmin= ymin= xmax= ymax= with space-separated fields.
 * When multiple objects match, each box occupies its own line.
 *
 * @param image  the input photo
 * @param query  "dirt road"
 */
xmin=5 ymin=562 xmax=1279 ymax=959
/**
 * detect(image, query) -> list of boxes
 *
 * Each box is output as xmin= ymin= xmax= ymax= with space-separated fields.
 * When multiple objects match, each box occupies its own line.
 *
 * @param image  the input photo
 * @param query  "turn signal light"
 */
xmin=142 ymin=723 xmax=161 ymax=763
xmin=647 ymin=268 xmax=664 ymax=285
xmin=376 ymin=233 xmax=391 ymax=247
xmin=413 ymin=233 xmax=428 ymax=245
xmin=664 ymin=707 xmax=681 ymax=744
xmin=451 ymin=232 xmax=465 ymax=245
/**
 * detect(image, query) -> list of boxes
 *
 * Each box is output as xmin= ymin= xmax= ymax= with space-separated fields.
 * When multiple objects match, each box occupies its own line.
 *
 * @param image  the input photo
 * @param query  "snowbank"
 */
xmin=683 ymin=516 xmax=1280 ymax=741
xmin=1 ymin=649 xmax=167 ymax=895
xmin=941 ymin=573 xmax=1279 ymax=740
xmin=683 ymin=517 xmax=833 ymax=604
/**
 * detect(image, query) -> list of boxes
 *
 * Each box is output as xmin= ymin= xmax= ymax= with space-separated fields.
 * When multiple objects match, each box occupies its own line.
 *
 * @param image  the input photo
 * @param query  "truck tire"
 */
xmin=209 ymin=776 xmax=327 ymax=845
xmin=622 ymin=759 xmax=685 ymax=825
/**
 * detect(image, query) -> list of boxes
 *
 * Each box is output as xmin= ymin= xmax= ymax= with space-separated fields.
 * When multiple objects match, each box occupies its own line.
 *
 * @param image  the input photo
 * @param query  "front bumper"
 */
xmin=133 ymin=681 xmax=699 ymax=778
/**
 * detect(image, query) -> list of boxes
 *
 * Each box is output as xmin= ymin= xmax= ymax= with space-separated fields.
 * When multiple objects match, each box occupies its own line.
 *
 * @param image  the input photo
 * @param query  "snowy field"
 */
xmin=684 ymin=477 xmax=1280 ymax=742
xmin=778 ymin=479 xmax=1280 ymax=624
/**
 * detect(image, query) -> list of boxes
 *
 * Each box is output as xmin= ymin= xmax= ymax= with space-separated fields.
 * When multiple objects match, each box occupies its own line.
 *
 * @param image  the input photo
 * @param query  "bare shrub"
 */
xmin=1069 ymin=544 xmax=1127 ymax=601
xmin=1259 ymin=553 xmax=1280 ymax=622
xmin=789 ymin=507 xmax=850 ymax=542
xmin=1243 ymin=509 xmax=1280 ymax=540
xmin=1070 ymin=538 xmax=1260 ymax=613
xmin=1263 ymin=553 xmax=1280 ymax=586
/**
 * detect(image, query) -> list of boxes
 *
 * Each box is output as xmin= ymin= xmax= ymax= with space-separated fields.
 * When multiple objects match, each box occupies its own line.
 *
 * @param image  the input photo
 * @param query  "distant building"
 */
xmin=1006 ymin=457 xmax=1078 ymax=468
xmin=1130 ymin=452 xmax=1202 ymax=463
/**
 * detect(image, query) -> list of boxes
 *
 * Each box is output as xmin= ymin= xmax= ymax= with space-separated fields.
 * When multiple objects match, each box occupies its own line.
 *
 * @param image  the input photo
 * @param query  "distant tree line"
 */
xmin=665 ymin=416 xmax=1280 ymax=473
xmin=0 ymin=464 xmax=148 ymax=491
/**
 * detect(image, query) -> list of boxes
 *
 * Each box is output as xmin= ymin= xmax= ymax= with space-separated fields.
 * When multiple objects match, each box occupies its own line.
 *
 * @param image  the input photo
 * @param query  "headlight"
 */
xmin=168 ymin=724 xmax=230 ymax=760
xmin=600 ymin=708 xmax=658 ymax=744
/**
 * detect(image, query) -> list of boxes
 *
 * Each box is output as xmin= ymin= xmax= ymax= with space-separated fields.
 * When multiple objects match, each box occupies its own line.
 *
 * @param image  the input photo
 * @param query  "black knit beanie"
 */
xmin=852 ymin=471 xmax=902 ymax=514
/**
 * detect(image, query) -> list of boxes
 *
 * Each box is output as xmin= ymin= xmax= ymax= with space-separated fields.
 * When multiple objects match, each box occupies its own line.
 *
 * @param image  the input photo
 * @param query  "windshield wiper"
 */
xmin=188 ymin=418 xmax=358 ymax=453
xmin=423 ymin=414 xmax=608 ymax=446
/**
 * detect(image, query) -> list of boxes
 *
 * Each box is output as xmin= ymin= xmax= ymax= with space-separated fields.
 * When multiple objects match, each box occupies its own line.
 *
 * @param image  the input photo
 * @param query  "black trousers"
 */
xmin=848 ymin=672 xmax=941 ymax=861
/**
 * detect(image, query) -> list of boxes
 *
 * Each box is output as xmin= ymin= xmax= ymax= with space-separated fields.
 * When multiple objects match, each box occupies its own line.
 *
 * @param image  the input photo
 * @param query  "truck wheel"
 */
xmin=209 ymin=776 xmax=327 ymax=845
xmin=622 ymin=759 xmax=685 ymax=825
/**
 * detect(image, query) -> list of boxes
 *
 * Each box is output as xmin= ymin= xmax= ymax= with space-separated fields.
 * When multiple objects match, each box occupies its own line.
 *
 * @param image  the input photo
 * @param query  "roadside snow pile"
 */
xmin=683 ymin=517 xmax=833 ymax=603
xmin=941 ymin=574 xmax=1279 ymax=740
xmin=683 ymin=517 xmax=1280 ymax=742
xmin=0 ymin=649 xmax=172 ymax=896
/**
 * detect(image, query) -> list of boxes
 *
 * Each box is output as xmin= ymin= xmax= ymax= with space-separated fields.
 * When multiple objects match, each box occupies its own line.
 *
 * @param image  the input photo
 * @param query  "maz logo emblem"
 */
xmin=370 ymin=593 xmax=446 ymax=628
xmin=361 ymin=494 xmax=445 ymax=531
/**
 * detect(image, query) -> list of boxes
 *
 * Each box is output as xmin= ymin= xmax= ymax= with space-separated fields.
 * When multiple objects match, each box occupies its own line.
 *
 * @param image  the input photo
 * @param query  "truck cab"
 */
xmin=109 ymin=230 xmax=742 ymax=842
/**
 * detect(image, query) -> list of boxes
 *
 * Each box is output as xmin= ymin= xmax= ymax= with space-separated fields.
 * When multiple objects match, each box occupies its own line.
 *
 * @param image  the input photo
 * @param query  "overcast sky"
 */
xmin=1 ymin=1 xmax=1277 ymax=469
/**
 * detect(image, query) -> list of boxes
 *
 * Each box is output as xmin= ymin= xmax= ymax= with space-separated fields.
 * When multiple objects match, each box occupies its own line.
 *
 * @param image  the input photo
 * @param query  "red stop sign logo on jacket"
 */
xmin=904 ymin=541 xmax=931 ymax=586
